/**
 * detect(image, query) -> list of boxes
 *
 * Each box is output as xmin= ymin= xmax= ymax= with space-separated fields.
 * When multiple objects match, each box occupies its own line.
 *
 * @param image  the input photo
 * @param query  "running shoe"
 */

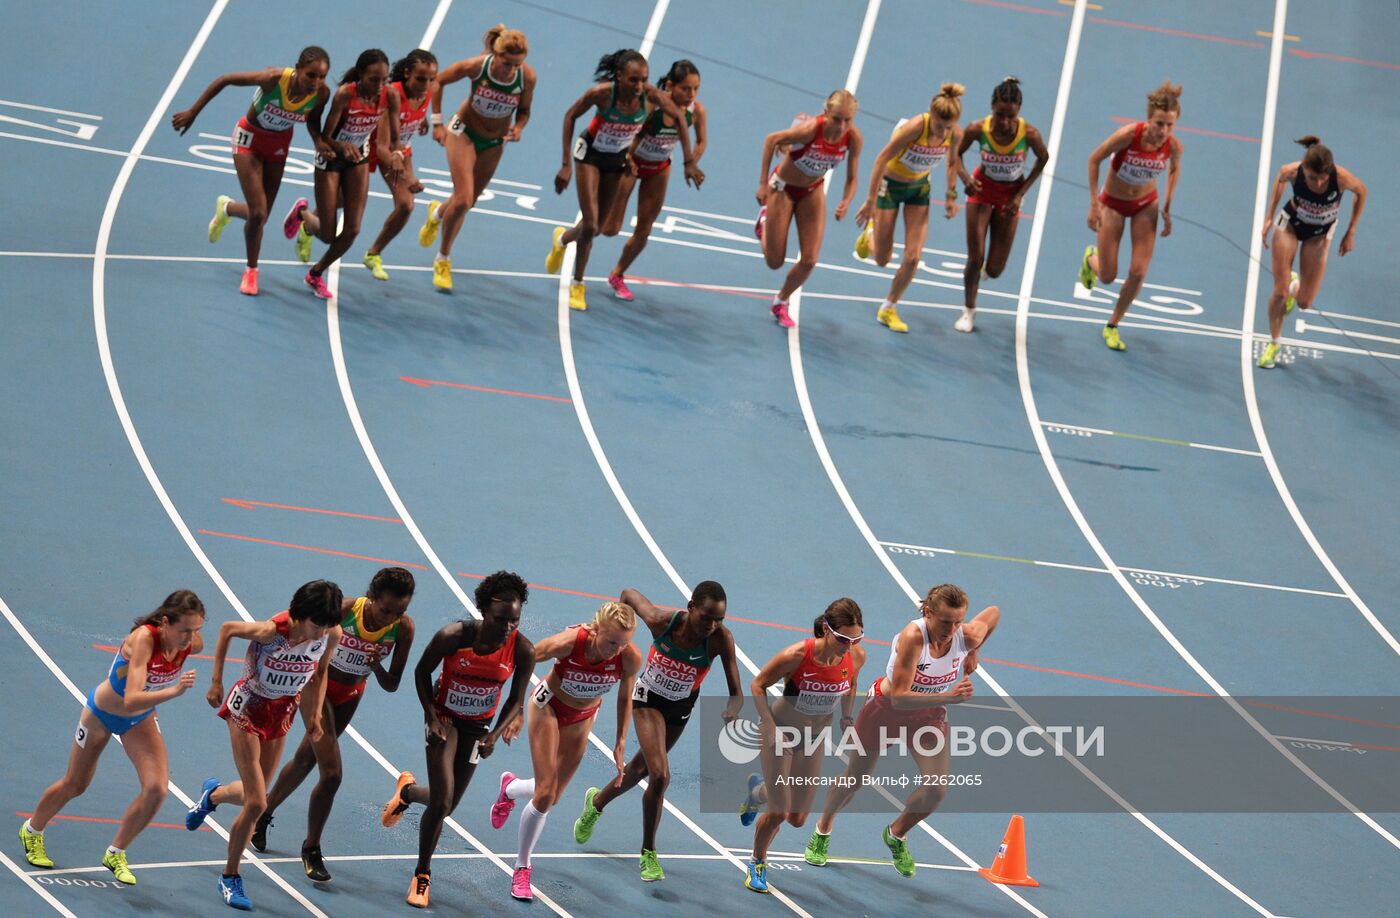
xmin=490 ymin=771 xmax=517 ymax=829
xmin=382 ymin=771 xmax=416 ymax=828
xmin=209 ymin=195 xmax=232 ymax=244
xmin=295 ymin=223 xmax=313 ymax=264
xmin=1257 ymin=341 xmax=1280 ymax=369
xmin=771 ymin=301 xmax=795 ymax=328
xmin=953 ymin=308 xmax=975 ymax=333
xmin=546 ymin=226 xmax=567 ymax=274
xmin=103 ymin=848 xmax=136 ymax=885
xmin=569 ymin=282 xmax=588 ymax=311
xmin=607 ymin=273 xmax=634 ymax=301
xmin=1103 ymin=325 xmax=1125 ymax=351
xmin=186 ymin=778 xmax=220 ymax=830
xmin=754 ymin=206 xmax=766 ymax=241
xmin=877 ymin=304 xmax=909 ymax=333
xmin=282 ymin=198 xmax=308 ymax=239
xmin=302 ymin=844 xmax=331 ymax=883
xmin=239 ymin=267 xmax=258 ymax=296
xmin=511 ymin=866 xmax=533 ymax=901
xmin=219 ymin=874 xmax=251 ymax=910
xmin=305 ymin=270 xmax=333 ymax=299
xmin=1078 ymin=244 xmax=1097 ymax=290
xmin=803 ymin=830 xmax=830 ymax=867
xmin=639 ymin=848 xmax=665 ymax=882
xmin=406 ymin=872 xmax=431 ymax=908
xmin=573 ymin=787 xmax=602 ymax=844
xmin=418 ymin=201 xmax=442 ymax=248
xmin=855 ymin=221 xmax=872 ymax=260
xmin=433 ymin=256 xmax=453 ymax=291
xmin=738 ymin=773 xmax=763 ymax=827
xmin=365 ymin=251 xmax=389 ymax=281
xmin=19 ymin=823 xmax=52 ymax=869
xmin=250 ymin=813 xmax=272 ymax=852
xmin=744 ymin=860 xmax=769 ymax=894
xmin=1285 ymin=270 xmax=1299 ymax=313
xmin=883 ymin=825 xmax=915 ymax=878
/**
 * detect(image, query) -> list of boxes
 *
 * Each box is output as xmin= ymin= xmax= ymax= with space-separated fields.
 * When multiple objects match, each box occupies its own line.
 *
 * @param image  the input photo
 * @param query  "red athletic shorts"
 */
xmin=218 ymin=679 xmax=298 ymax=741
xmin=231 ymin=117 xmax=293 ymax=163
xmin=634 ymin=156 xmax=670 ymax=179
xmin=1099 ymin=188 xmax=1157 ymax=218
xmin=548 ymin=695 xmax=601 ymax=728
xmin=853 ymin=680 xmax=947 ymax=755
xmin=967 ymin=169 xmax=1022 ymax=210
xmin=325 ymin=677 xmax=367 ymax=708
xmin=768 ymin=170 xmax=823 ymax=203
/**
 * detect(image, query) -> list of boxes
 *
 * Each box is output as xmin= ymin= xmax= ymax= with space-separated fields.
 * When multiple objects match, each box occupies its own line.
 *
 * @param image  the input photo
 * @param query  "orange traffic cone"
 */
xmin=978 ymin=815 xmax=1039 ymax=887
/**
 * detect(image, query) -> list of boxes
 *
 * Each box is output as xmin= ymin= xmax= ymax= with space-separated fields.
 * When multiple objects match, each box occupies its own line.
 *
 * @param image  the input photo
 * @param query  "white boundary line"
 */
xmin=0 ymin=849 xmax=77 ymax=918
xmin=1013 ymin=0 xmax=1400 ymax=862
xmin=1039 ymin=421 xmax=1263 ymax=457
xmin=1238 ymin=3 xmax=1400 ymax=659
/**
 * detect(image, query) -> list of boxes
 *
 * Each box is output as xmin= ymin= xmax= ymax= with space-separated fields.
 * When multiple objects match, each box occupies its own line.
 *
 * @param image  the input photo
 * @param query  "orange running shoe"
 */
xmin=406 ymin=872 xmax=431 ymax=908
xmin=381 ymin=771 xmax=416 ymax=828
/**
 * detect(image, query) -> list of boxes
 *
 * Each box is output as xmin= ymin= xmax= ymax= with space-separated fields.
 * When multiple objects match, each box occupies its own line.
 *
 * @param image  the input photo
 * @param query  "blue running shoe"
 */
xmin=744 ymin=860 xmax=769 ymax=894
xmin=186 ymin=778 xmax=220 ymax=831
xmin=738 ymin=773 xmax=763 ymax=827
xmin=219 ymin=874 xmax=251 ymax=910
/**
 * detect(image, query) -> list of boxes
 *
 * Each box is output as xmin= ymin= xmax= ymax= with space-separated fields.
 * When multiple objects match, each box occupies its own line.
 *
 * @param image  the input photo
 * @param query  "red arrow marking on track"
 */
xmin=1289 ymin=48 xmax=1400 ymax=70
xmin=222 ymin=497 xmax=402 ymax=523
xmin=17 ymin=811 xmax=212 ymax=832
xmin=197 ymin=529 xmax=428 ymax=570
xmin=1110 ymin=115 xmax=1259 ymax=144
xmin=400 ymin=376 xmax=572 ymax=403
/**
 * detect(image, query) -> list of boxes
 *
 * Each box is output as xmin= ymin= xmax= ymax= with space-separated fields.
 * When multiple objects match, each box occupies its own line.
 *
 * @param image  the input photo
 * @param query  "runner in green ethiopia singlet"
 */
xmin=332 ymin=596 xmax=400 ymax=677
xmin=248 ymin=67 xmax=320 ymax=133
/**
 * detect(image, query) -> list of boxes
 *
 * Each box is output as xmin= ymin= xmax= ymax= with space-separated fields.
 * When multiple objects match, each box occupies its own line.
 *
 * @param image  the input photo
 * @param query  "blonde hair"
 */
xmin=930 ymin=81 xmax=965 ymax=122
xmin=825 ymin=89 xmax=858 ymax=113
xmin=484 ymin=24 xmax=528 ymax=56
xmin=924 ymin=583 xmax=968 ymax=611
xmin=593 ymin=601 xmax=636 ymax=632
xmin=1146 ymin=80 xmax=1183 ymax=115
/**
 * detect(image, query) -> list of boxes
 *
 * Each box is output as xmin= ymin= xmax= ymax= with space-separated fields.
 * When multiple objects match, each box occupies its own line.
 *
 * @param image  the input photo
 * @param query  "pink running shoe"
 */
xmin=511 ymin=866 xmax=533 ymax=901
xmin=607 ymin=273 xmax=634 ymax=301
xmin=490 ymin=772 xmax=517 ymax=829
xmin=305 ymin=271 xmax=333 ymax=299
xmin=239 ymin=267 xmax=259 ymax=296
xmin=283 ymin=198 xmax=308 ymax=239
xmin=754 ymin=206 xmax=766 ymax=241
xmin=771 ymin=301 xmax=795 ymax=328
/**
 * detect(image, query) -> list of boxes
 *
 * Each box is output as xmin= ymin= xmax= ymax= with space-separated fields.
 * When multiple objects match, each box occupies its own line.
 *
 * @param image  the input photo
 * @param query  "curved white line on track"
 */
xmin=1236 ymin=6 xmax=1399 ymax=658
xmin=1010 ymin=0 xmax=1398 ymax=858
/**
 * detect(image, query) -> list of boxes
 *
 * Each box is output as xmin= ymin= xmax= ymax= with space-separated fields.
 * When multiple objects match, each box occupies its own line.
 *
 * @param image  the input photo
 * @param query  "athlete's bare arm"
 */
xmin=620 ymin=588 xmax=673 ymax=637
xmin=483 ymin=635 xmax=536 ymax=753
xmin=372 ymin=615 xmax=415 ymax=692
xmin=415 ymin=621 xmax=467 ymax=742
xmin=206 ymin=619 xmax=278 ymax=708
xmin=1336 ymin=164 xmax=1367 ymax=255
xmin=713 ymin=626 xmax=744 ymax=722
xmin=751 ymin=642 xmax=805 ymax=723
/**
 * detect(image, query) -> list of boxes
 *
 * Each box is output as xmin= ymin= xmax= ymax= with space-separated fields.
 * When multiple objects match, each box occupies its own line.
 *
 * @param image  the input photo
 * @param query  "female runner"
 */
xmin=361 ymin=50 xmax=439 ymax=281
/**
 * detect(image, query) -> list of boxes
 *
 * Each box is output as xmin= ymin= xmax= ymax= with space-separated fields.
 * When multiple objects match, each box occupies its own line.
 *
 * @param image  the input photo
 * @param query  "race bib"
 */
xmin=531 ymin=681 xmax=554 ymax=708
xmin=233 ymin=125 xmax=254 ymax=149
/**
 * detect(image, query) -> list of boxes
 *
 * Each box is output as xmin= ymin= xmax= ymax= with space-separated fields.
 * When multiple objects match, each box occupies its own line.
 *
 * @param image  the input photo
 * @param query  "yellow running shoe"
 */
xmin=569 ymin=282 xmax=587 ymax=311
xmin=1079 ymin=244 xmax=1097 ymax=290
xmin=419 ymin=201 xmax=441 ymax=248
xmin=855 ymin=222 xmax=872 ymax=260
xmin=365 ymin=252 xmax=389 ymax=281
xmin=19 ymin=822 xmax=52 ymax=869
xmin=1102 ymin=325 xmax=1125 ymax=351
xmin=295 ymin=223 xmax=313 ymax=264
xmin=1257 ymin=341 xmax=1280 ymax=369
xmin=1284 ymin=270 xmax=1299 ymax=313
xmin=208 ymin=195 xmax=232 ymax=244
xmin=103 ymin=848 xmax=136 ymax=885
xmin=433 ymin=257 xmax=453 ymax=292
xmin=546 ymin=227 xmax=567 ymax=275
xmin=877 ymin=304 xmax=909 ymax=333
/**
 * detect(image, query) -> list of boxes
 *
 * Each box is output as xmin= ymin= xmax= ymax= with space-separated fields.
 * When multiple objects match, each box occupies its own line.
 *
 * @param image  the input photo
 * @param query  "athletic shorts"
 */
xmin=1099 ymin=188 xmax=1157 ymax=219
xmin=530 ymin=681 xmax=602 ymax=728
xmin=431 ymin=704 xmax=494 ymax=737
xmin=84 ymin=686 xmax=153 ymax=737
xmin=853 ymin=681 xmax=946 ymax=755
xmin=325 ymin=676 xmax=367 ymax=708
xmin=314 ymin=142 xmax=368 ymax=173
xmin=1277 ymin=207 xmax=1336 ymax=242
xmin=219 ymin=679 xmax=299 ymax=741
xmin=573 ymin=132 xmax=630 ymax=174
xmin=449 ymin=114 xmax=505 ymax=153
xmin=967 ymin=169 xmax=1022 ymax=209
xmin=767 ymin=170 xmax=822 ymax=203
xmin=631 ymin=681 xmax=699 ymax=725
xmin=232 ymin=118 xmax=293 ymax=163
xmin=877 ymin=176 xmax=931 ymax=210
xmin=633 ymin=156 xmax=671 ymax=179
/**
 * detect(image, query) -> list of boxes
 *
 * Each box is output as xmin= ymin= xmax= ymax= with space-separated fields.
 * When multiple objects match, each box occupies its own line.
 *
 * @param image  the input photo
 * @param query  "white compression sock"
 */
xmin=506 ymin=777 xmax=536 ymax=800
xmin=516 ymin=803 xmax=548 ymax=869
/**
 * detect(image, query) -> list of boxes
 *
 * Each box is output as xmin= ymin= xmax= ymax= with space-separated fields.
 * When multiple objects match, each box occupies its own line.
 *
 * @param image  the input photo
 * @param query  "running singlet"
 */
xmin=882 ymin=619 xmax=965 ymax=696
xmin=633 ymin=104 xmax=693 ymax=163
xmin=976 ymin=116 xmax=1028 ymax=184
xmin=585 ymin=82 xmax=647 ymax=154
xmin=334 ymin=86 xmax=388 ymax=154
xmin=392 ymin=81 xmax=430 ymax=149
xmin=636 ymin=612 xmax=716 ymax=701
xmin=787 ymin=115 xmax=850 ymax=179
xmin=331 ymin=597 xmax=400 ymax=679
xmin=551 ymin=625 xmax=624 ymax=700
xmin=435 ymin=630 xmax=518 ymax=721
xmin=241 ymin=611 xmax=330 ymax=699
xmin=885 ymin=113 xmax=949 ymax=183
xmin=469 ymin=54 xmax=524 ymax=121
xmin=1110 ymin=122 xmax=1171 ymax=187
xmin=1284 ymin=166 xmax=1341 ymax=229
xmin=249 ymin=68 xmax=320 ymax=132
xmin=782 ymin=638 xmax=853 ymax=716
xmin=107 ymin=624 xmax=191 ymax=694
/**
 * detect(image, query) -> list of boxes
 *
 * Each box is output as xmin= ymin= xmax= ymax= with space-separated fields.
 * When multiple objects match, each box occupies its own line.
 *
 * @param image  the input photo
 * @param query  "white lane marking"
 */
xmin=0 ymin=99 xmax=103 ymax=119
xmin=0 ymin=849 xmax=77 ymax=917
xmin=1039 ymin=420 xmax=1263 ymax=457
xmin=1309 ymin=309 xmax=1400 ymax=331
xmin=1295 ymin=317 xmax=1400 ymax=349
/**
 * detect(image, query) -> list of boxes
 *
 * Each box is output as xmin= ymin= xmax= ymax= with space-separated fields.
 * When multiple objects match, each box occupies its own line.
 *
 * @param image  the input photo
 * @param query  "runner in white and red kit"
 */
xmin=185 ymin=580 xmax=344 ymax=911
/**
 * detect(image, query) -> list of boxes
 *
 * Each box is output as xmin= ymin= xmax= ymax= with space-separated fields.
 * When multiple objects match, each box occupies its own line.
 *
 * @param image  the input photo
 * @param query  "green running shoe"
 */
xmin=1103 ymin=325 xmax=1125 ymax=351
xmin=1285 ymin=270 xmax=1299 ymax=313
xmin=208 ymin=195 xmax=232 ymax=244
xmin=103 ymin=848 xmax=135 ymax=885
xmin=364 ymin=252 xmax=389 ymax=281
xmin=1079 ymin=244 xmax=1097 ymax=290
xmin=804 ymin=830 xmax=830 ymax=867
xmin=573 ymin=787 xmax=601 ymax=844
xmin=19 ymin=822 xmax=52 ymax=869
xmin=296 ymin=223 xmax=313 ymax=264
xmin=639 ymin=848 xmax=665 ymax=882
xmin=855 ymin=221 xmax=872 ymax=260
xmin=1257 ymin=341 xmax=1280 ymax=369
xmin=883 ymin=825 xmax=915 ymax=878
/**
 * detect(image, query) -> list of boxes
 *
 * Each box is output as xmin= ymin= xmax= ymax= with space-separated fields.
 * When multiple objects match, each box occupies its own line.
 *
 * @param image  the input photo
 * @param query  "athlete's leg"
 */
xmin=1295 ymin=235 xmax=1329 ymax=311
xmin=886 ymin=204 xmax=930 ymax=304
xmin=612 ymin=170 xmax=669 ymax=277
xmin=984 ymin=203 xmax=1021 ymax=279
xmin=574 ymin=170 xmax=625 ymax=283
xmin=1108 ymin=204 xmax=1159 ymax=325
xmin=303 ymin=696 xmax=359 ymax=848
xmin=559 ymin=162 xmax=601 ymax=253
xmin=226 ymin=153 xmax=280 ymax=268
xmin=962 ymin=202 xmax=994 ymax=309
xmin=110 ymin=716 xmax=168 ymax=849
xmin=30 ymin=709 xmax=112 ymax=830
xmin=410 ymin=722 xmax=459 ymax=875
xmin=888 ymin=739 xmax=951 ymax=838
xmin=1266 ymin=225 xmax=1300 ymax=340
xmin=602 ymin=172 xmax=638 ymax=238
xmin=761 ymin=187 xmax=795 ymax=271
xmin=301 ymin=169 xmax=340 ymax=244
xmin=367 ymin=164 xmax=418 ymax=256
xmin=440 ymin=143 xmax=505 ymax=258
xmin=814 ymin=746 xmax=879 ymax=835
xmin=776 ymin=189 xmax=828 ymax=302
xmin=870 ymin=201 xmax=900 ymax=268
xmin=635 ymin=708 xmax=674 ymax=852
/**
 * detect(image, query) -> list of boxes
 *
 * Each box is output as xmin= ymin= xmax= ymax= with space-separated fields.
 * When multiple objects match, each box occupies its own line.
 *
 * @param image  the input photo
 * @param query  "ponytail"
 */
xmin=659 ymin=59 xmax=700 ymax=90
xmin=930 ymin=81 xmax=965 ymax=121
xmin=1295 ymin=135 xmax=1333 ymax=173
xmin=340 ymin=48 xmax=388 ymax=86
xmin=814 ymin=597 xmax=863 ymax=637
xmin=390 ymin=48 xmax=437 ymax=85
xmin=484 ymin=24 xmax=528 ymax=56
xmin=593 ymin=601 xmax=637 ymax=632
xmin=1146 ymin=79 xmax=1183 ymax=115
xmin=991 ymin=75 xmax=1022 ymax=107
xmin=131 ymin=589 xmax=205 ymax=632
xmin=825 ymin=88 xmax=858 ymax=112
xmin=595 ymin=48 xmax=646 ymax=82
